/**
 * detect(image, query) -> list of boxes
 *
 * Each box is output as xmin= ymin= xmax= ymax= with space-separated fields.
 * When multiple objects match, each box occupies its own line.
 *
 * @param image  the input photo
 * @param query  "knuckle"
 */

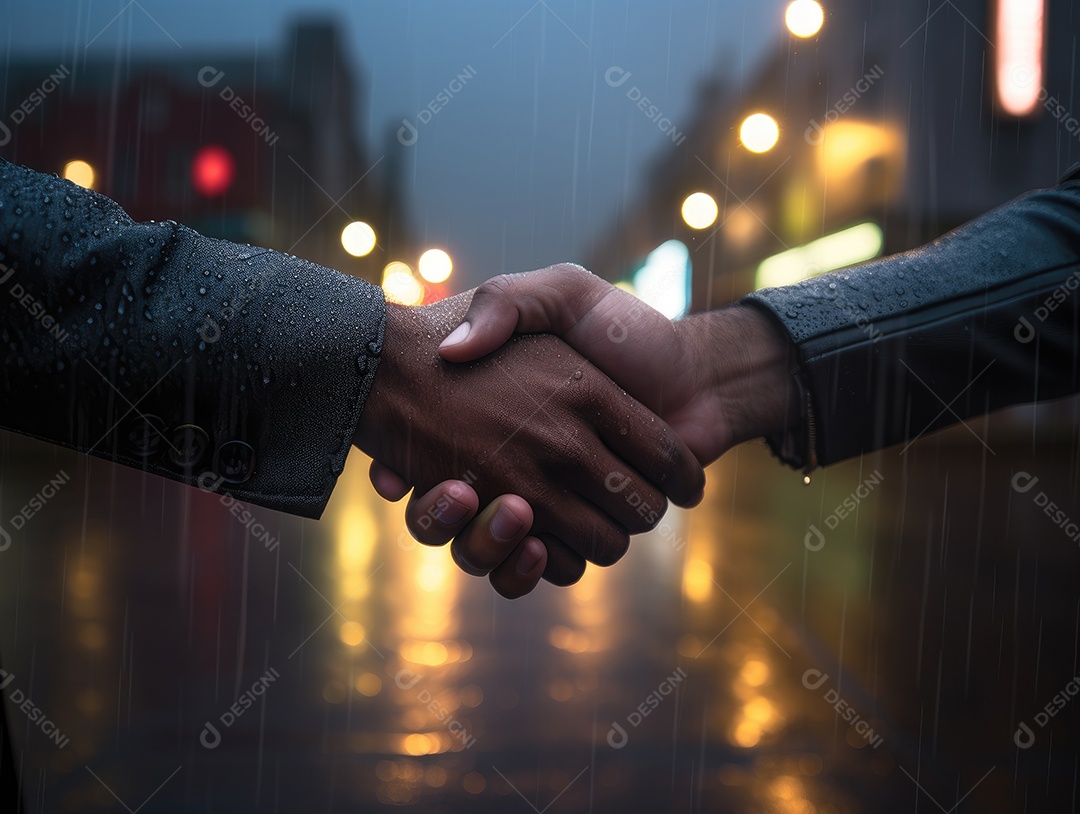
xmin=476 ymin=274 xmax=518 ymax=300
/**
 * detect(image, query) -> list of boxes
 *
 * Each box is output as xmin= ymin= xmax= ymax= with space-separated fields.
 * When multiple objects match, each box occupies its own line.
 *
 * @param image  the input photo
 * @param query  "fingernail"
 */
xmin=490 ymin=505 xmax=523 ymax=542
xmin=516 ymin=539 xmax=543 ymax=575
xmin=440 ymin=321 xmax=470 ymax=349
xmin=434 ymin=497 xmax=469 ymax=525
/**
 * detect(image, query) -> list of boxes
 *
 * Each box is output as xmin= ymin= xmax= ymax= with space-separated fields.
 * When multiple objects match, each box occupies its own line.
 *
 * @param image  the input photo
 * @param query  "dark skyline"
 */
xmin=1 ymin=0 xmax=780 ymax=288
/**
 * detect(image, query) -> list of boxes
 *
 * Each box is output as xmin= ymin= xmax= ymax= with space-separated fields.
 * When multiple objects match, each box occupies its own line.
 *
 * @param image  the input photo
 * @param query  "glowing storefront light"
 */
xmin=755 ymin=222 xmax=883 ymax=289
xmin=632 ymin=240 xmax=691 ymax=320
xmin=996 ymin=0 xmax=1045 ymax=116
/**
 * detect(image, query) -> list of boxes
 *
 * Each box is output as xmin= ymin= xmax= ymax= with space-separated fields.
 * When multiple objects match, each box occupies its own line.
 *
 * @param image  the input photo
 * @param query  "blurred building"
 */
xmin=588 ymin=0 xmax=1074 ymax=312
xmin=0 ymin=20 xmax=409 ymax=284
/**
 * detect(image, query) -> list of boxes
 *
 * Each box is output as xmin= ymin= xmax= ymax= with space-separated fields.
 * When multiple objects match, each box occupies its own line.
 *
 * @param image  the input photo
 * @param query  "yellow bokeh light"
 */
xmin=785 ymin=0 xmax=824 ymax=38
xmin=681 ymin=192 xmax=719 ymax=230
xmin=382 ymin=262 xmax=424 ymax=305
xmin=355 ymin=672 xmax=382 ymax=697
xmin=341 ymin=221 xmax=377 ymax=257
xmin=63 ymin=159 xmax=95 ymax=190
xmin=740 ymin=113 xmax=780 ymax=153
xmin=418 ymin=248 xmax=453 ymax=284
xmin=339 ymin=620 xmax=367 ymax=647
xmin=740 ymin=659 xmax=771 ymax=687
xmin=683 ymin=559 xmax=713 ymax=603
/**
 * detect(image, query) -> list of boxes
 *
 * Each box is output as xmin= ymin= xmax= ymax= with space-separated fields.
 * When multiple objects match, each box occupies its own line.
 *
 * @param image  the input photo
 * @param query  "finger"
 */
xmin=404 ymin=480 xmax=480 ymax=546
xmin=450 ymin=495 xmax=534 ymax=575
xmin=438 ymin=264 xmax=607 ymax=363
xmin=538 ymin=533 xmax=587 ymax=586
xmin=489 ymin=536 xmax=547 ymax=599
xmin=369 ymin=460 xmax=412 ymax=501
xmin=568 ymin=451 xmax=669 ymax=536
xmin=530 ymin=491 xmax=631 ymax=568
xmin=584 ymin=380 xmax=706 ymax=508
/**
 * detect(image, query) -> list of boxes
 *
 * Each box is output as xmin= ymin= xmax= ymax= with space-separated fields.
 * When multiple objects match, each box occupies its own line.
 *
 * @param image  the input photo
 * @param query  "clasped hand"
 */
xmin=354 ymin=264 xmax=796 ymax=597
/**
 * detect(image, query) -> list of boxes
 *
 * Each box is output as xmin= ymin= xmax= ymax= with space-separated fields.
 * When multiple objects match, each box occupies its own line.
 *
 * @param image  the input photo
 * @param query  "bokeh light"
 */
xmin=681 ymin=192 xmax=719 ymax=230
xmin=191 ymin=145 xmax=235 ymax=197
xmin=382 ymin=262 xmax=424 ymax=305
xmin=740 ymin=113 xmax=780 ymax=153
xmin=62 ymin=159 xmax=95 ymax=190
xmin=341 ymin=221 xmax=377 ymax=257
xmin=418 ymin=248 xmax=453 ymax=283
xmin=786 ymin=0 xmax=824 ymax=38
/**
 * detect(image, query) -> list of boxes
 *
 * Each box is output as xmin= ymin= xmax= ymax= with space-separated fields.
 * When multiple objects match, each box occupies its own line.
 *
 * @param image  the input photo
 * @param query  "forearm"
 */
xmin=743 ymin=169 xmax=1080 ymax=468
xmin=0 ymin=158 xmax=386 ymax=518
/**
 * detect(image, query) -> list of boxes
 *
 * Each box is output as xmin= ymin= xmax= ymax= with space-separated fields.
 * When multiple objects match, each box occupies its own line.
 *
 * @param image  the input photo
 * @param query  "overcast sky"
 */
xmin=1 ymin=0 xmax=782 ymax=288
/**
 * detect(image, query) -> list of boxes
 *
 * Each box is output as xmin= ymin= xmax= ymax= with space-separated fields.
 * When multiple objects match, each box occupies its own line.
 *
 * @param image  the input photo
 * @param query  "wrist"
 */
xmin=675 ymin=304 xmax=801 ymax=449
xmin=353 ymin=303 xmax=420 ymax=455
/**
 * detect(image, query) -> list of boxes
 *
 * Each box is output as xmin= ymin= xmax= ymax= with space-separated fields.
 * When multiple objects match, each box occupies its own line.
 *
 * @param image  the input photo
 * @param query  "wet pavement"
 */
xmin=1 ymin=404 xmax=1078 ymax=812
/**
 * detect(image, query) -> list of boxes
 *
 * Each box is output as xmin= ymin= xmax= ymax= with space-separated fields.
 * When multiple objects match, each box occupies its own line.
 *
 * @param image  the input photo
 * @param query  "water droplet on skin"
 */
xmin=573 ymin=370 xmax=583 ymax=380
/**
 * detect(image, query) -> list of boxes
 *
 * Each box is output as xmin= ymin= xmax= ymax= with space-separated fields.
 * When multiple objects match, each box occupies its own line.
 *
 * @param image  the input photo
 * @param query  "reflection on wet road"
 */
xmin=1 ymin=410 xmax=1078 ymax=811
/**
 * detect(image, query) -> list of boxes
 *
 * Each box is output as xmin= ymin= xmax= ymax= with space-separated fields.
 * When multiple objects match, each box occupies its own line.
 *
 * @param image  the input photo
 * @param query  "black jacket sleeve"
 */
xmin=0 ymin=158 xmax=386 ymax=518
xmin=742 ymin=165 xmax=1080 ymax=470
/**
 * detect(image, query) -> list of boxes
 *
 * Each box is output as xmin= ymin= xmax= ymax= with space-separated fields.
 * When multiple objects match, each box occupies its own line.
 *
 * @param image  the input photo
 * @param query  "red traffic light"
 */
xmin=191 ymin=145 xmax=235 ymax=197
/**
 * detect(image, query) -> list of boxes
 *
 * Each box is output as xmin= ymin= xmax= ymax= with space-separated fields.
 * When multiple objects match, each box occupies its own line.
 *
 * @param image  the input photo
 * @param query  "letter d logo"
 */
xmin=804 ymin=119 xmax=825 ymax=146
xmin=0 ymin=121 xmax=10 ymax=148
xmin=1011 ymin=471 xmax=1039 ymax=494
xmin=200 ymin=722 xmax=222 ymax=749
xmin=397 ymin=119 xmax=418 ymax=146
xmin=605 ymin=471 xmax=630 ymax=494
xmin=0 ymin=524 xmax=10 ymax=552
xmin=1014 ymin=316 xmax=1036 ymax=344
xmin=605 ymin=66 xmax=631 ymax=88
xmin=607 ymin=722 xmax=628 ymax=749
xmin=804 ymin=524 xmax=825 ymax=552
xmin=197 ymin=66 xmax=225 ymax=89
xmin=395 ymin=669 xmax=421 ymax=690
xmin=0 ymin=263 xmax=15 ymax=286
xmin=802 ymin=668 xmax=828 ymax=691
xmin=1013 ymin=721 xmax=1035 ymax=749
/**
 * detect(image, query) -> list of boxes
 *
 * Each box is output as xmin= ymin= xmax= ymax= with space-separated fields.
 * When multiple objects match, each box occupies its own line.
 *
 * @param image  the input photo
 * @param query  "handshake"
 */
xmin=352 ymin=263 xmax=799 ymax=598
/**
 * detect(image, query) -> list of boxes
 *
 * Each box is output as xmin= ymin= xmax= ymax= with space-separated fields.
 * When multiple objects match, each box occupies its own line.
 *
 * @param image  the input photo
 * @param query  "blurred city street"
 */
xmin=1 ymin=408 xmax=1077 ymax=812
xmin=2 ymin=0 xmax=1080 ymax=810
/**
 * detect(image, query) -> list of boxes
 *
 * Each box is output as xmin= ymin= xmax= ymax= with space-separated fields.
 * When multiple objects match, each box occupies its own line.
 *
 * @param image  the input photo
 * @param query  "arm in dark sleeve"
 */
xmin=0 ymin=158 xmax=385 ymax=518
xmin=741 ymin=166 xmax=1080 ymax=470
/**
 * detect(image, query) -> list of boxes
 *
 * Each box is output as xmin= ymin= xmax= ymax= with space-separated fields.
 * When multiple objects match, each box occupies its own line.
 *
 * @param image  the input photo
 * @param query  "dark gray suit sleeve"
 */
xmin=742 ymin=166 xmax=1080 ymax=470
xmin=0 ymin=158 xmax=385 ymax=518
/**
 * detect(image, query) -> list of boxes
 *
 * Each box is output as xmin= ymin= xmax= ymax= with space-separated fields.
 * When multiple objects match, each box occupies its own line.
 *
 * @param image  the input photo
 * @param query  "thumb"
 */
xmin=438 ymin=264 xmax=606 ymax=363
